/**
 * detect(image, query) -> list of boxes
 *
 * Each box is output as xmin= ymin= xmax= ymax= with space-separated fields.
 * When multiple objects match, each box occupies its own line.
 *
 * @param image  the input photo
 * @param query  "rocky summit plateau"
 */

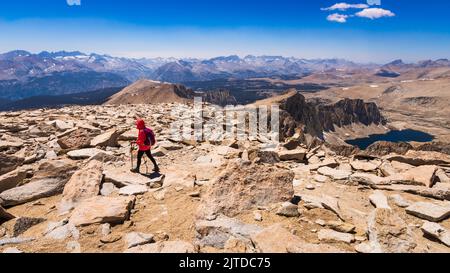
xmin=1 ymin=95 xmax=450 ymax=254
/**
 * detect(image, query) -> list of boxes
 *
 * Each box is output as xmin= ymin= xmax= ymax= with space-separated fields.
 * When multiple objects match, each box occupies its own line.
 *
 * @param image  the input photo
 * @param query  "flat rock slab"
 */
xmin=69 ymin=196 xmax=135 ymax=227
xmin=125 ymin=241 xmax=196 ymax=253
xmin=0 ymin=237 xmax=35 ymax=247
xmin=0 ymin=160 xmax=77 ymax=207
xmin=350 ymin=160 xmax=380 ymax=172
xmin=125 ymin=232 xmax=154 ymax=248
xmin=406 ymin=202 xmax=450 ymax=222
xmin=195 ymin=215 xmax=262 ymax=248
xmin=318 ymin=229 xmax=355 ymax=244
xmin=278 ymin=149 xmax=307 ymax=161
xmin=67 ymin=148 xmax=111 ymax=160
xmin=369 ymin=191 xmax=391 ymax=209
xmin=119 ymin=185 xmax=149 ymax=196
xmin=1 ymin=205 xmax=15 ymax=223
xmin=59 ymin=161 xmax=103 ymax=213
xmin=390 ymin=165 xmax=438 ymax=188
xmin=367 ymin=208 xmax=416 ymax=253
xmin=104 ymin=168 xmax=158 ymax=187
xmin=251 ymin=224 xmax=345 ymax=253
xmin=318 ymin=167 xmax=351 ymax=180
xmin=0 ymin=170 xmax=27 ymax=193
xmin=276 ymin=202 xmax=300 ymax=217
xmin=421 ymin=221 xmax=450 ymax=247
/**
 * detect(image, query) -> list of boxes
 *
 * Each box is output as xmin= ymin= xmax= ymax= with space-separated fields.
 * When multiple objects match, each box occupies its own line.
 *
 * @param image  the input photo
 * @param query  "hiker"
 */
xmin=130 ymin=119 xmax=160 ymax=173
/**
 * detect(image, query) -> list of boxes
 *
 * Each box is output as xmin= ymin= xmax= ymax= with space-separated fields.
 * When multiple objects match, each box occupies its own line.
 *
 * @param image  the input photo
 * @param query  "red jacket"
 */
xmin=135 ymin=119 xmax=151 ymax=151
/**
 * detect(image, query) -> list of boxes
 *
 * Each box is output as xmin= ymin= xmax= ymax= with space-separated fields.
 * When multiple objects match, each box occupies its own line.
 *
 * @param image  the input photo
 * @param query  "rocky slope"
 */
xmin=104 ymin=80 xmax=196 ymax=105
xmin=1 ymin=102 xmax=450 ymax=253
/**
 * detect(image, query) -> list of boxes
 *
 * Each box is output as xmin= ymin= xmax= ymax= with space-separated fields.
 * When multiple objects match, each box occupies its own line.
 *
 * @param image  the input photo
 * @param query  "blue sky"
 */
xmin=0 ymin=0 xmax=449 ymax=63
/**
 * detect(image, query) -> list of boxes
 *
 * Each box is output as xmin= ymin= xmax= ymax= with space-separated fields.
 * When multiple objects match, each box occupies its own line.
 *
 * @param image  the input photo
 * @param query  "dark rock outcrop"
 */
xmin=364 ymin=141 xmax=413 ymax=157
xmin=202 ymin=90 xmax=238 ymax=106
xmin=279 ymin=92 xmax=386 ymax=140
xmin=416 ymin=142 xmax=450 ymax=155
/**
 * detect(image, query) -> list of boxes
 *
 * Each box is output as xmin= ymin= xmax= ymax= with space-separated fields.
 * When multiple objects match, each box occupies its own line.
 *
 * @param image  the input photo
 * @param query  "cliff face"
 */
xmin=202 ymin=90 xmax=238 ymax=106
xmin=279 ymin=92 xmax=386 ymax=140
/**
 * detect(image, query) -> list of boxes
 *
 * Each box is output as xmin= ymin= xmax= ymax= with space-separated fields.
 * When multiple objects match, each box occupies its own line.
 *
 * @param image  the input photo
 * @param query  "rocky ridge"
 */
xmin=1 ymin=102 xmax=450 ymax=253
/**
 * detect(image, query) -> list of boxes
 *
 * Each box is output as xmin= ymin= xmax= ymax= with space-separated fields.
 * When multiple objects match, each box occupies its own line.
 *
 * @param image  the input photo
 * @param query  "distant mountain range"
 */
xmin=1 ymin=49 xmax=449 ymax=102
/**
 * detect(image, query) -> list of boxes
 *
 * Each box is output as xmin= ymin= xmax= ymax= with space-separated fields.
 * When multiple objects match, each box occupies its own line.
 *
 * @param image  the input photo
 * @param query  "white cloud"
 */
xmin=355 ymin=8 xmax=395 ymax=19
xmin=322 ymin=2 xmax=369 ymax=11
xmin=327 ymin=13 xmax=349 ymax=23
xmin=67 ymin=0 xmax=81 ymax=6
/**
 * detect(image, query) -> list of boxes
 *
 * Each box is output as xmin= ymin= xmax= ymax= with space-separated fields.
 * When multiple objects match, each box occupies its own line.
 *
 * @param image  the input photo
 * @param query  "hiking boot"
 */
xmin=130 ymin=168 xmax=140 ymax=174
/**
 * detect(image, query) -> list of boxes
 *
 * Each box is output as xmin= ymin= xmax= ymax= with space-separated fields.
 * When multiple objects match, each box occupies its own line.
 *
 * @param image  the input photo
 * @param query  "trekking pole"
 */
xmin=130 ymin=142 xmax=135 ymax=169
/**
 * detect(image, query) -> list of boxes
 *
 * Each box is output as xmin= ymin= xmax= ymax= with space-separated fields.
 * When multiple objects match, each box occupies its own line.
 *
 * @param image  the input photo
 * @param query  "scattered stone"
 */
xmin=367 ymin=208 xmax=416 ymax=253
xmin=350 ymin=172 xmax=389 ymax=186
xmin=276 ymin=202 xmax=300 ymax=217
xmin=101 ymin=223 xmax=111 ymax=236
xmin=91 ymin=128 xmax=121 ymax=147
xmin=189 ymin=191 xmax=200 ymax=198
xmin=278 ymin=149 xmax=307 ymax=161
xmin=0 ymin=170 xmax=28 ymax=193
xmin=1 ymin=205 xmax=15 ymax=223
xmin=304 ymin=158 xmax=339 ymax=171
xmin=0 ymin=154 xmax=24 ymax=176
xmin=373 ymin=184 xmax=450 ymax=201
xmin=125 ymin=232 xmax=154 ymax=248
xmin=421 ymin=221 xmax=450 ymax=247
xmin=318 ymin=167 xmax=351 ymax=180
xmin=59 ymin=160 xmax=104 ymax=213
xmin=313 ymin=175 xmax=328 ymax=183
xmin=369 ymin=191 xmax=391 ymax=209
xmin=326 ymin=221 xmax=356 ymax=233
xmin=12 ymin=217 xmax=46 ymax=237
xmin=69 ymin=196 xmax=135 ymax=227
xmin=100 ymin=234 xmax=122 ymax=244
xmin=436 ymin=169 xmax=450 ymax=183
xmin=305 ymin=184 xmax=315 ymax=190
xmin=3 ymin=247 xmax=23 ymax=253
xmin=251 ymin=224 xmax=344 ymax=253
xmin=315 ymin=219 xmax=326 ymax=226
xmin=119 ymin=185 xmax=149 ymax=196
xmin=0 ymin=160 xmax=77 ymax=207
xmin=66 ymin=241 xmax=81 ymax=253
xmin=390 ymin=194 xmax=411 ymax=208
xmin=318 ymin=229 xmax=355 ymax=244
xmin=0 ymin=237 xmax=34 ymax=247
xmin=104 ymin=168 xmax=154 ymax=187
xmin=391 ymin=165 xmax=438 ymax=188
xmin=44 ymin=221 xmax=79 ymax=241
xmin=195 ymin=215 xmax=262 ymax=248
xmin=379 ymin=162 xmax=398 ymax=177
xmin=152 ymin=147 xmax=168 ymax=157
xmin=301 ymin=194 xmax=344 ymax=220
xmin=125 ymin=240 xmax=196 ymax=253
xmin=152 ymin=189 xmax=166 ymax=201
xmin=100 ymin=183 xmax=118 ymax=196
xmin=224 ymin=236 xmax=255 ymax=253
xmin=198 ymin=160 xmax=294 ymax=218
xmin=350 ymin=160 xmax=380 ymax=172
xmin=58 ymin=129 xmax=91 ymax=150
xmin=406 ymin=202 xmax=450 ymax=222
xmin=67 ymin=148 xmax=111 ymax=160
xmin=253 ymin=211 xmax=263 ymax=222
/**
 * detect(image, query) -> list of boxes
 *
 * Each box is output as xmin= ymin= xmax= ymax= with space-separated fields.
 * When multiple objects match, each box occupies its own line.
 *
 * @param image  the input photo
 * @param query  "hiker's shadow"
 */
xmin=139 ymin=172 xmax=164 ymax=180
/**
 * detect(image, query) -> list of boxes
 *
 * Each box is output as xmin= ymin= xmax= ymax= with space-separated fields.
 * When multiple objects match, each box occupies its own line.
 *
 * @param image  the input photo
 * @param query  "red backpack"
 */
xmin=143 ymin=128 xmax=156 ymax=146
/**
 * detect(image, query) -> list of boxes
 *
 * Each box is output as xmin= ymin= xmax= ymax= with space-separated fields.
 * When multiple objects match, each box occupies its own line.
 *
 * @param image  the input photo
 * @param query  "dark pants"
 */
xmin=136 ymin=150 xmax=159 ymax=171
